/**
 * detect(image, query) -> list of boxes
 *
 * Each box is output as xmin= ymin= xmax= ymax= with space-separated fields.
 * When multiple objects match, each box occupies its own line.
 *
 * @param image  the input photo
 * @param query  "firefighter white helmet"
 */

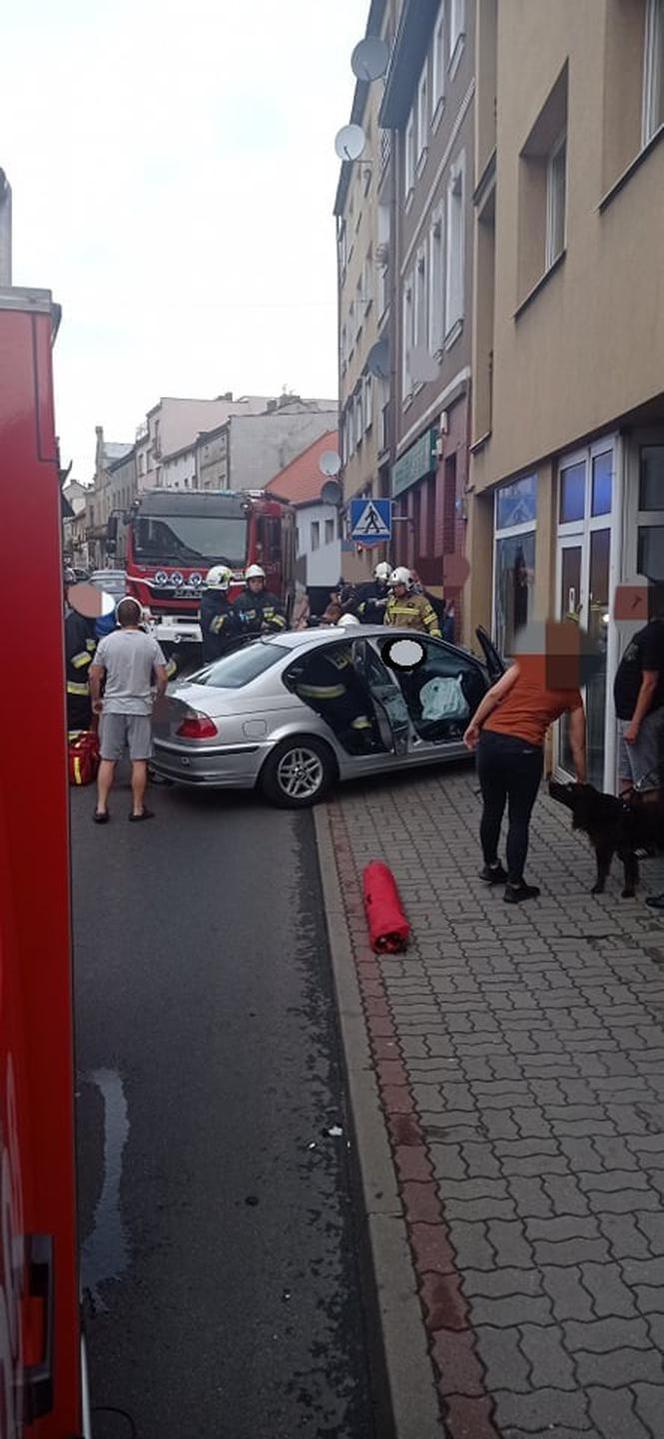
xmin=337 ymin=612 xmax=361 ymax=627
xmin=245 ymin=564 xmax=266 ymax=581
xmin=374 ymin=561 xmax=391 ymax=582
xmin=389 ymin=566 xmax=413 ymax=590
xmin=205 ymin=565 xmax=232 ymax=591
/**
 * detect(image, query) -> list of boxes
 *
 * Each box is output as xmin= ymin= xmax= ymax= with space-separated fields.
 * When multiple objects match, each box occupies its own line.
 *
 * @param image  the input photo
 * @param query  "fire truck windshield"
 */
xmin=133 ymin=514 xmax=248 ymax=566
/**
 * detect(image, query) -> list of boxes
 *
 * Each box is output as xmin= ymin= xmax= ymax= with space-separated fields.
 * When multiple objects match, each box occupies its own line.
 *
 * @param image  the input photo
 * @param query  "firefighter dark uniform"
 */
xmin=384 ymin=592 xmax=441 ymax=637
xmin=200 ymin=590 xmax=239 ymax=663
xmin=234 ymin=589 xmax=286 ymax=636
xmin=357 ymin=580 xmax=390 ymax=626
xmin=290 ymin=647 xmax=378 ymax=755
xmin=65 ymin=611 xmax=97 ymax=734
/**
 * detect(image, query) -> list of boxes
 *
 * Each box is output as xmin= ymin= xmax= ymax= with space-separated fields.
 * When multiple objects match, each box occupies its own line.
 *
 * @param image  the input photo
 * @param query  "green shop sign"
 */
xmin=391 ymin=427 xmax=438 ymax=498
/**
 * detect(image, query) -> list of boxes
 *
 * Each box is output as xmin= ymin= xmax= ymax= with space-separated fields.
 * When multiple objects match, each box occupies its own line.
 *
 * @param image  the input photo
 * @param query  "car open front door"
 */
xmin=475 ymin=626 xmax=506 ymax=683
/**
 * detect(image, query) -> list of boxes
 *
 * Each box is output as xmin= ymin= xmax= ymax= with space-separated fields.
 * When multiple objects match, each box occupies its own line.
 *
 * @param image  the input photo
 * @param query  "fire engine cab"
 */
xmin=108 ymin=488 xmax=296 ymax=652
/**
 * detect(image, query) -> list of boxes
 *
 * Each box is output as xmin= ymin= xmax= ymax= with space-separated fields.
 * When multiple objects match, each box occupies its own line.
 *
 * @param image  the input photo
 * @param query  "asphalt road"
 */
xmin=71 ymin=771 xmax=378 ymax=1439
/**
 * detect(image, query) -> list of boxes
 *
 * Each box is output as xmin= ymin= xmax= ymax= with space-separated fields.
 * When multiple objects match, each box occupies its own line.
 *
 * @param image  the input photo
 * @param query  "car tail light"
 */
xmin=176 ymin=712 xmax=218 ymax=739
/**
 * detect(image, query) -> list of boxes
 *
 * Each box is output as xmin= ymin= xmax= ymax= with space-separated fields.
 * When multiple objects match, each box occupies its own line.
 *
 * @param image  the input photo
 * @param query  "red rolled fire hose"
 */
xmin=363 ymin=861 xmax=411 ymax=954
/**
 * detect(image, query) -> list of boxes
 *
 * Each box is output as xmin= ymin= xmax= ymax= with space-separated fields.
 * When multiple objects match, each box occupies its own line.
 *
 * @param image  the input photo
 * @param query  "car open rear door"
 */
xmin=475 ymin=626 xmax=506 ymax=683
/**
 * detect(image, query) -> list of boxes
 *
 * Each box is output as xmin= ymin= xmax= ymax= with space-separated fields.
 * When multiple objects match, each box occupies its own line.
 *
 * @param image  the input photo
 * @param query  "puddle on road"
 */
xmin=81 ymin=1067 xmax=130 ymax=1312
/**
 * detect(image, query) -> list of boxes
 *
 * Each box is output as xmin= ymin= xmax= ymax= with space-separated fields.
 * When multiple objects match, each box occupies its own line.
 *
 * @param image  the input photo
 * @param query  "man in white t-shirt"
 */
xmin=89 ymin=598 xmax=168 ymax=824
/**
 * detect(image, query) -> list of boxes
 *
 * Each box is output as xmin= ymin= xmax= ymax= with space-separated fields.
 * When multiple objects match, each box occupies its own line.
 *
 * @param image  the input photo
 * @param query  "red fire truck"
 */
xmin=108 ymin=488 xmax=296 ymax=652
xmin=0 ymin=172 xmax=88 ymax=1434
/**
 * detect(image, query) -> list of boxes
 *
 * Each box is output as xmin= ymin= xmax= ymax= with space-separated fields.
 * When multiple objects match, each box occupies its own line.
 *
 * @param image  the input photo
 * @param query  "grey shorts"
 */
xmin=99 ymin=712 xmax=153 ymax=762
xmin=617 ymin=708 xmax=664 ymax=790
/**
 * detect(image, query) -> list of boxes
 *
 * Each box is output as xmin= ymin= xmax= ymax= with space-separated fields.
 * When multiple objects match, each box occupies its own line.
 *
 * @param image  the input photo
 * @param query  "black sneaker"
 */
xmin=480 ymin=862 xmax=508 ymax=884
xmin=504 ymin=881 xmax=540 ymax=905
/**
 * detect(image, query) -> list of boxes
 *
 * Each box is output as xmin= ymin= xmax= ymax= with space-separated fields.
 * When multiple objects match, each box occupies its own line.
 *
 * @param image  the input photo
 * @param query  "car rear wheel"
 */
xmin=260 ymin=736 xmax=335 ymax=808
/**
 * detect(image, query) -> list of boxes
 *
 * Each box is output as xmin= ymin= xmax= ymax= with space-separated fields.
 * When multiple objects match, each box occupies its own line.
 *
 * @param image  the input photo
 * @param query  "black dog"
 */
xmin=548 ymin=780 xmax=664 ymax=898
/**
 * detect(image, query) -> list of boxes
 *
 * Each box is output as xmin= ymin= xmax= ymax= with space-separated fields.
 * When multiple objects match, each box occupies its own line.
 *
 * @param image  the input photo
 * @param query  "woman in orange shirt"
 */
xmin=464 ymin=657 xmax=587 ymax=903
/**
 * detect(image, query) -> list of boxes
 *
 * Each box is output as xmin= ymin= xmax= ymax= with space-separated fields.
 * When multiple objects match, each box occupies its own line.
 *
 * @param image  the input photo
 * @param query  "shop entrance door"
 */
xmin=555 ymin=442 xmax=619 ymax=790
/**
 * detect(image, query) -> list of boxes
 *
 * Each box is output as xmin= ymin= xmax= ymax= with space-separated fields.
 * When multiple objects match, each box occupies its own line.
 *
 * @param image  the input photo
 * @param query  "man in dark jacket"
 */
xmin=357 ymin=561 xmax=391 ymax=625
xmin=614 ymin=598 xmax=664 ymax=797
xmin=200 ymin=566 xmax=239 ymax=663
xmin=65 ymin=609 xmax=98 ymax=734
xmin=234 ymin=565 xmax=286 ymax=636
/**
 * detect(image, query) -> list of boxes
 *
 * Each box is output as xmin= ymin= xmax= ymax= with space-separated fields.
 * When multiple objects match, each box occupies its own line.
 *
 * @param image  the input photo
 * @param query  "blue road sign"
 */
xmin=349 ymin=498 xmax=392 ymax=547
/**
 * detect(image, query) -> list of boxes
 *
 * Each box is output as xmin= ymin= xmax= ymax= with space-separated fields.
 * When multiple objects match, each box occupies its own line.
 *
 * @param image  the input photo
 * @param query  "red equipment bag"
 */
xmin=68 ymin=730 xmax=100 ymax=786
xmin=363 ymin=861 xmax=411 ymax=954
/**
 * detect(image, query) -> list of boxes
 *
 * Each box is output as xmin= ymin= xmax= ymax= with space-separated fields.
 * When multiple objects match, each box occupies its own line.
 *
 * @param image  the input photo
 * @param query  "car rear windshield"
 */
xmin=194 ymin=642 xmax=289 ymax=689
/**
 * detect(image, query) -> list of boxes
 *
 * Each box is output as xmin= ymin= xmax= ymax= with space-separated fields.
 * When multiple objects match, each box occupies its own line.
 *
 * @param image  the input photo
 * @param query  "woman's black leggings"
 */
xmin=477 ymin=731 xmax=544 ymax=885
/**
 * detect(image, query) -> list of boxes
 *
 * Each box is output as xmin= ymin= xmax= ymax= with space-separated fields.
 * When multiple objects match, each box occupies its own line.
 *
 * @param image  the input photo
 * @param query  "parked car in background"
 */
xmin=151 ymin=626 xmax=504 ymax=807
xmin=89 ymin=568 xmax=126 ymax=601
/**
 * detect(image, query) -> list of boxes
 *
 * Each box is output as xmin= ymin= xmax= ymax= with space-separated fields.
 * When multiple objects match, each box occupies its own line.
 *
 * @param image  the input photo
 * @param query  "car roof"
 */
xmin=263 ymin=626 xmax=477 ymax=658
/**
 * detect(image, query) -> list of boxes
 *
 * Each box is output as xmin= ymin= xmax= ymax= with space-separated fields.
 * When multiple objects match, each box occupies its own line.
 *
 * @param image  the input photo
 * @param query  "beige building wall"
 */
xmin=472 ymin=0 xmax=664 ymax=500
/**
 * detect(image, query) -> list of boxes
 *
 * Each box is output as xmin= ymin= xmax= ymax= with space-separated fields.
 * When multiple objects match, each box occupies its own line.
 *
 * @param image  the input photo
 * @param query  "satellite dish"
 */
xmin=409 ymin=346 xmax=439 ymax=384
xmin=366 ymin=337 xmax=390 ymax=380
xmin=334 ymin=124 xmax=366 ymax=162
xmin=319 ymin=450 xmax=342 ymax=478
xmin=351 ymin=36 xmax=390 ymax=82
xmin=321 ymin=479 xmax=342 ymax=506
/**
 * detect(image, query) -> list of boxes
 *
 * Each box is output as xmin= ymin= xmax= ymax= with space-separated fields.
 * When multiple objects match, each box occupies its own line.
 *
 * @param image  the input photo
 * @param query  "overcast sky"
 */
xmin=2 ymin=0 xmax=363 ymax=479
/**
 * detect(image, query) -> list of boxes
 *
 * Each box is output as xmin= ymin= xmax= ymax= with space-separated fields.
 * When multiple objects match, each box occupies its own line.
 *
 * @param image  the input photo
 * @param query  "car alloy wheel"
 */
xmin=276 ymin=746 xmax=324 ymax=801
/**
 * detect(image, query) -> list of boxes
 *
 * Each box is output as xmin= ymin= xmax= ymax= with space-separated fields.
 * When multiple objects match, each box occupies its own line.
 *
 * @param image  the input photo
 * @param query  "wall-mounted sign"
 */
xmin=391 ymin=427 xmax=438 ymax=498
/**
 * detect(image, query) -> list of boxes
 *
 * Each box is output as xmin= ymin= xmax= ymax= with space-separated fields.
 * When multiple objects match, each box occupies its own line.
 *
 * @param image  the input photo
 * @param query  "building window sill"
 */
xmin=364 ymin=298 xmax=373 ymax=317
xmin=431 ymin=96 xmax=446 ymax=135
xmin=402 ymin=392 xmax=414 ymax=413
xmin=416 ymin=147 xmax=428 ymax=179
xmin=448 ymin=33 xmax=465 ymax=82
xmin=413 ymin=380 xmax=426 ymax=398
xmin=599 ymin=123 xmax=664 ymax=213
xmin=470 ymin=428 xmax=492 ymax=455
xmin=404 ymin=187 xmax=415 ymax=215
xmin=444 ymin=317 xmax=464 ymax=351
xmin=514 ymin=248 xmax=566 ymax=321
xmin=378 ymin=303 xmax=391 ymax=331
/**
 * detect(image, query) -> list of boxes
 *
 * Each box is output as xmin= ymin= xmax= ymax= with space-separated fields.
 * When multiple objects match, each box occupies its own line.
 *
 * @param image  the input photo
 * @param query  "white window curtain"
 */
xmin=643 ymin=0 xmax=664 ymax=143
xmin=545 ymin=133 xmax=567 ymax=268
xmin=402 ymin=277 xmax=414 ymax=397
xmin=417 ymin=63 xmax=429 ymax=162
xmin=428 ymin=209 xmax=445 ymax=354
xmin=431 ymin=4 xmax=446 ymax=116
xmin=404 ymin=111 xmax=415 ymax=196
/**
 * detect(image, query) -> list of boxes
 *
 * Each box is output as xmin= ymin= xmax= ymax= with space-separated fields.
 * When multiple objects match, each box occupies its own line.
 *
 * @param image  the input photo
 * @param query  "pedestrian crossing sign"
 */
xmin=349 ymin=498 xmax=392 ymax=547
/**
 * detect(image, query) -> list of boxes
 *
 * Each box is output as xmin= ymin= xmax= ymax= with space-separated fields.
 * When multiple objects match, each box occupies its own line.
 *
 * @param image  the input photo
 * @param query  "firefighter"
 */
xmin=234 ymin=564 xmax=286 ymax=636
xmin=357 ymin=561 xmax=392 ymax=625
xmin=290 ymin=644 xmax=378 ymax=755
xmin=384 ymin=567 xmax=442 ymax=637
xmin=64 ymin=608 xmax=98 ymax=734
xmin=200 ymin=565 xmax=239 ymax=663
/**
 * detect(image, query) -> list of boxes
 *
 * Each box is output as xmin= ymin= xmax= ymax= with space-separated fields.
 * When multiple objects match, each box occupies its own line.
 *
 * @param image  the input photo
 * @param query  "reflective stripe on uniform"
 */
xmin=66 ymin=680 xmax=90 ymax=696
xmin=351 ymin=716 xmax=372 ymax=729
xmin=296 ymin=682 xmax=347 ymax=699
xmin=86 ymin=638 xmax=97 ymax=652
xmin=73 ymin=757 xmax=82 ymax=784
xmin=210 ymin=615 xmax=227 ymax=634
xmin=71 ymin=651 xmax=92 ymax=669
xmin=270 ymin=614 xmax=286 ymax=629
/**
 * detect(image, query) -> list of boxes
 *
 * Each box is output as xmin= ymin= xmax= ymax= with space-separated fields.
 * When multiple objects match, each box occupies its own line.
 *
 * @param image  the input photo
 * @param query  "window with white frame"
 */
xmin=429 ymin=208 xmax=445 ymax=355
xmin=364 ymin=374 xmax=373 ymax=431
xmin=311 ymin=520 xmax=320 ymax=552
xmin=545 ymin=131 xmax=567 ymax=269
xmin=340 ymin=324 xmax=347 ymax=373
xmin=347 ymin=398 xmax=355 ymax=458
xmin=402 ymin=274 xmax=414 ymax=399
xmin=445 ymin=157 xmax=465 ymax=337
xmin=417 ymin=62 xmax=429 ymax=166
xmin=431 ymin=3 xmax=446 ymax=119
xmin=493 ymin=475 xmax=537 ymax=658
xmin=338 ymin=219 xmax=347 ymax=275
xmin=414 ymin=247 xmax=428 ymax=353
xmin=643 ymin=0 xmax=664 ymax=143
xmin=404 ymin=109 xmax=416 ymax=198
xmin=449 ymin=0 xmax=465 ymax=65
xmin=355 ymin=279 xmax=363 ymax=340
xmin=325 ymin=518 xmax=335 ymax=546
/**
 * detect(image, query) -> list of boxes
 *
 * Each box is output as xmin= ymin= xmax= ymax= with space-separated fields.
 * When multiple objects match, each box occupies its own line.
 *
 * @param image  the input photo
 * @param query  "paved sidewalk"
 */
xmin=321 ymin=764 xmax=664 ymax=1439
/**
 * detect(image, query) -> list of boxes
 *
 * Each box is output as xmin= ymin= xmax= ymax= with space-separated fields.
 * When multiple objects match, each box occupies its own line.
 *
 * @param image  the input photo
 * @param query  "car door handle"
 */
xmin=22 ymin=1234 xmax=55 ymax=1421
